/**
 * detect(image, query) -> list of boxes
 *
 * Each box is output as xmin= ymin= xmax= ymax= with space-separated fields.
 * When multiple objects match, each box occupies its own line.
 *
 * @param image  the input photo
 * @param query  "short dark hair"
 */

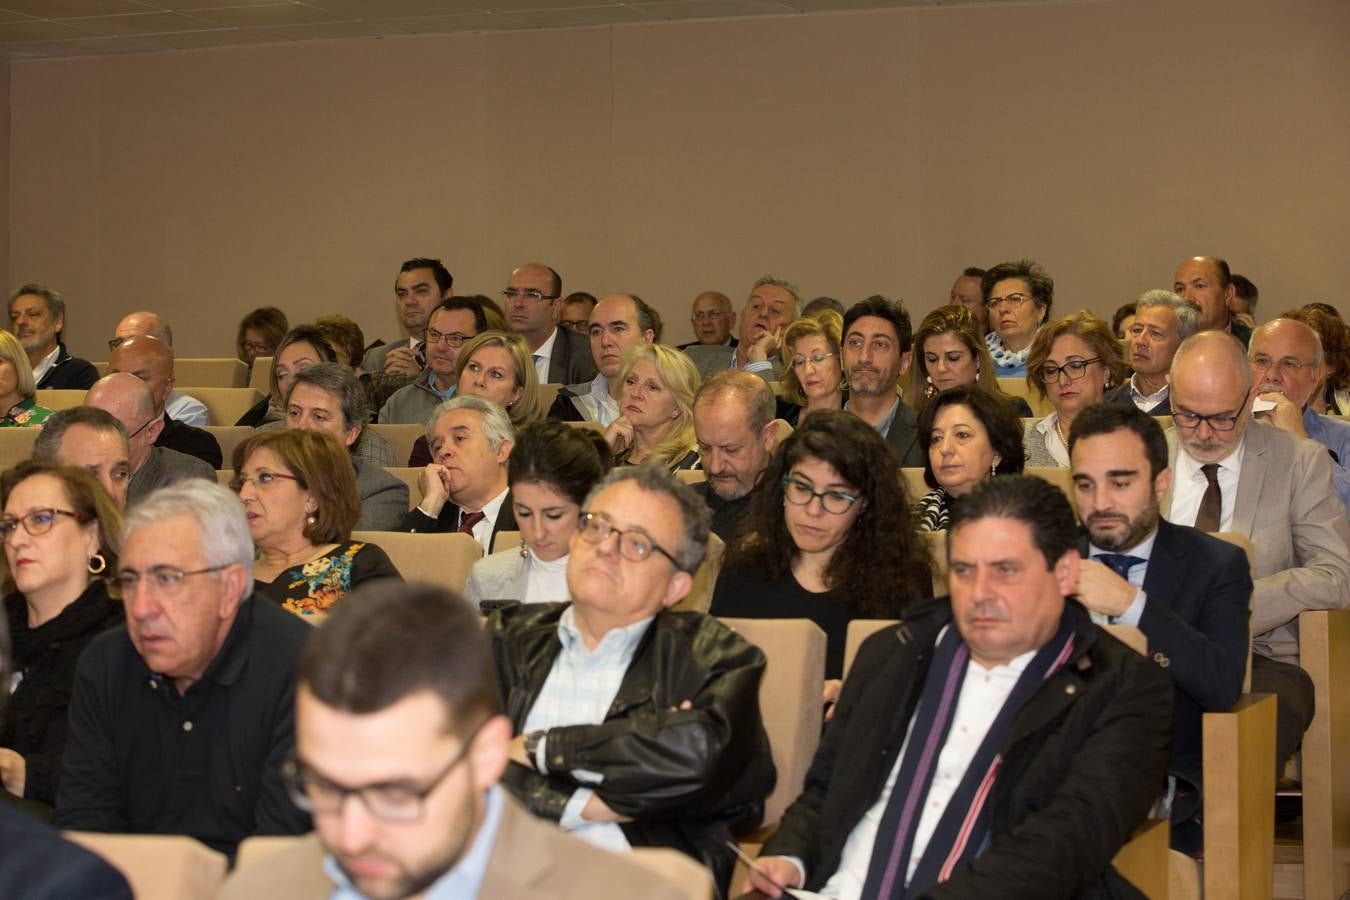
xmin=33 ymin=406 xmax=128 ymax=462
xmin=948 ymin=474 xmax=1077 ymax=571
xmin=1231 ymin=274 xmax=1258 ymax=311
xmin=301 ymin=581 xmax=498 ymax=736
xmin=269 ymin=326 xmax=337 ymax=401
xmin=430 ymin=297 xmax=488 ymax=335
xmin=236 ymin=307 xmax=288 ymax=362
xmin=981 ymin=259 xmax=1055 ymax=318
xmin=508 ymin=420 xmax=611 ymax=506
xmin=562 ymin=292 xmax=597 ymax=309
xmin=1201 ymin=256 xmax=1233 ymax=290
xmin=313 ymin=315 xmax=366 ymax=369
xmin=1068 ymin=402 xmax=1169 ymax=481
xmin=918 ymin=385 xmax=1025 ymax=491
xmin=961 ymin=266 xmax=987 ymax=280
xmin=1111 ymin=302 xmax=1137 ymax=337
xmin=843 ymin=294 xmax=914 ymax=351
xmin=399 ymin=258 xmax=453 ymax=294
xmin=803 ymin=296 xmax=845 ymax=317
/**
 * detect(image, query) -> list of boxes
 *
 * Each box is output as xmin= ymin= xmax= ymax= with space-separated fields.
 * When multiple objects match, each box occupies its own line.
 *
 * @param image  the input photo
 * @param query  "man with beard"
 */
xmin=691 ymin=370 xmax=780 ymax=540
xmin=1068 ymin=402 xmax=1249 ymax=854
xmin=8 ymin=284 xmax=98 ymax=390
xmin=840 ymin=295 xmax=924 ymax=466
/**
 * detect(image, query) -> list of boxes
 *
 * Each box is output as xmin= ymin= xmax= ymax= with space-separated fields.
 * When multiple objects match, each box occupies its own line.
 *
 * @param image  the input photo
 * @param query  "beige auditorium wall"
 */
xmin=7 ymin=0 xmax=1349 ymax=362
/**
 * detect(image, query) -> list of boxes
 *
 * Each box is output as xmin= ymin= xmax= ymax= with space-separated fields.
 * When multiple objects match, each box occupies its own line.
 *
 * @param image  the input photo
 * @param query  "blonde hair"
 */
xmin=778 ymin=310 xmax=844 ymax=406
xmin=908 ymin=305 xmax=1011 ymax=411
xmin=455 ymin=331 xmax=543 ymax=428
xmin=0 ymin=331 xmax=37 ymax=399
xmin=616 ymin=344 xmax=700 ymax=469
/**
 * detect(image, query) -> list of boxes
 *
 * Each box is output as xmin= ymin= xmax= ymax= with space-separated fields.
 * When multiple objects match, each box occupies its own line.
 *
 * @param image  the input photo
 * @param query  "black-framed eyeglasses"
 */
xmin=0 ymin=508 xmax=89 ymax=540
xmin=108 ymin=565 xmax=229 ymax=598
xmin=1172 ymin=407 xmax=1244 ymax=433
xmin=577 ymin=512 xmax=684 ymax=570
xmin=127 ymin=418 xmax=157 ymax=441
xmin=987 ymin=292 xmax=1032 ymax=312
xmin=424 ymin=329 xmax=470 ymax=347
xmin=228 ymin=470 xmax=300 ymax=492
xmin=501 ymin=288 xmax=559 ymax=303
xmin=1037 ymin=357 xmax=1101 ymax=383
xmin=781 ymin=477 xmax=861 ymax=515
xmin=283 ymin=722 xmax=482 ymax=822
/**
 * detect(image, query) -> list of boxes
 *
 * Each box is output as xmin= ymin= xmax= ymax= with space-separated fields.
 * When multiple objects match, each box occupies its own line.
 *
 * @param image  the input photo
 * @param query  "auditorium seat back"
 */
xmin=64 ymin=831 xmax=227 ymax=900
xmin=366 ymin=423 xmax=423 ymax=468
xmin=351 ymin=530 xmax=482 ymax=592
xmin=174 ymin=358 xmax=248 ymax=388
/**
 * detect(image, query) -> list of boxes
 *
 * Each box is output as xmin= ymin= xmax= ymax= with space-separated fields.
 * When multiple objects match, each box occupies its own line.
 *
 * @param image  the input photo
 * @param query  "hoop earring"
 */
xmin=88 ymin=553 xmax=106 ymax=575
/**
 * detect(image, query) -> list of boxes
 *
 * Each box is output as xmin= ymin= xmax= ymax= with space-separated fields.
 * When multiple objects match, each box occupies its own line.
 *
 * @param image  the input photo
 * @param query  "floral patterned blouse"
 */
xmin=1 ymin=397 xmax=53 ymax=427
xmin=254 ymin=541 xmax=401 ymax=617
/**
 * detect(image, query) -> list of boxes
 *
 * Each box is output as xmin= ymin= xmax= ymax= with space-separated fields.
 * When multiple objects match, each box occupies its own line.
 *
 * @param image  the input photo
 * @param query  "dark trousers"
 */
xmin=1250 ymin=654 xmax=1316 ymax=778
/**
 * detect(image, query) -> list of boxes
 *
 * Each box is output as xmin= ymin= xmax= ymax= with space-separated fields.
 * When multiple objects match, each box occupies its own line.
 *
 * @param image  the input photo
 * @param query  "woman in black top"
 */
xmin=711 ymin=410 xmax=931 ymax=703
xmin=0 ymin=461 xmax=123 ymax=814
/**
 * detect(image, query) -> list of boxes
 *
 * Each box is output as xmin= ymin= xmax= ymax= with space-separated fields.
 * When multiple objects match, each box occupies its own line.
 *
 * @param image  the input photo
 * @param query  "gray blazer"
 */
xmin=1164 ymin=420 xmax=1350 ymax=661
xmin=464 ymin=549 xmax=530 ymax=607
xmin=353 ymin=456 xmax=409 ymax=531
xmin=127 ymin=446 xmax=214 ymax=506
xmin=681 ymin=344 xmax=781 ymax=383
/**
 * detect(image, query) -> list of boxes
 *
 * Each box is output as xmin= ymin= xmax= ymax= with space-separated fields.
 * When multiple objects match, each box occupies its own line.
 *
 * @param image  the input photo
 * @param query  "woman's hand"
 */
xmin=605 ymin=416 xmax=634 ymax=454
xmin=0 ymin=748 xmax=26 ymax=797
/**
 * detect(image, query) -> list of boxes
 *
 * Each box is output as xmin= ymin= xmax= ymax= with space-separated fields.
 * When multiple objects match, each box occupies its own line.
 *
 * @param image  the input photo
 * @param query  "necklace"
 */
xmin=1054 ymin=416 xmax=1069 ymax=449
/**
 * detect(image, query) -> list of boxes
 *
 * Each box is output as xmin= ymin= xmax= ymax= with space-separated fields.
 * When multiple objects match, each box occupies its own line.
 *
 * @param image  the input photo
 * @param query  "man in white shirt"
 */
xmin=1103 ymin=289 xmax=1197 ymax=415
xmin=1163 ymin=330 xmax=1350 ymax=772
xmin=746 ymin=474 xmax=1172 ymax=899
xmin=502 ymin=263 xmax=595 ymax=386
xmin=548 ymin=293 xmax=657 ymax=426
xmin=109 ymin=311 xmax=208 ymax=426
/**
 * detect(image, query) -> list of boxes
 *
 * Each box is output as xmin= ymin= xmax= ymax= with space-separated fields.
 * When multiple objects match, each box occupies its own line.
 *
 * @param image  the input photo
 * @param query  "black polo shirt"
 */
xmin=55 ymin=595 xmax=312 ymax=857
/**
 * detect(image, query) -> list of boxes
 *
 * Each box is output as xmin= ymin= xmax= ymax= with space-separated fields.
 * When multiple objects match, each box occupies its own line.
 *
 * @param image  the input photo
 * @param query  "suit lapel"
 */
xmin=1230 ymin=424 xmax=1267 ymax=538
xmin=1163 ymin=428 xmax=1179 ymax=518
xmin=1140 ymin=520 xmax=1182 ymax=597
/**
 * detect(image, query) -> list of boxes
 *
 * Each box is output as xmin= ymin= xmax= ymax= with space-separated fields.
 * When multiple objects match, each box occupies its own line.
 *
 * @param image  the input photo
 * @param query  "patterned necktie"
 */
xmin=1095 ymin=554 xmax=1146 ymax=580
xmin=1194 ymin=463 xmax=1222 ymax=532
xmin=457 ymin=510 xmax=486 ymax=535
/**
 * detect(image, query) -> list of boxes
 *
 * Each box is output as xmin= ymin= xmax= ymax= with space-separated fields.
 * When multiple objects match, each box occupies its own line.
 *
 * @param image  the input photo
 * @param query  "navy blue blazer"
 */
xmin=0 ymin=803 xmax=131 ymax=898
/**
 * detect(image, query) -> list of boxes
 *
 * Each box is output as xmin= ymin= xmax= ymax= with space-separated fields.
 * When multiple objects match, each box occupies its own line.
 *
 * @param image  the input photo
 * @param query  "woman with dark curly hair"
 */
xmin=711 ymin=409 xmax=931 ymax=696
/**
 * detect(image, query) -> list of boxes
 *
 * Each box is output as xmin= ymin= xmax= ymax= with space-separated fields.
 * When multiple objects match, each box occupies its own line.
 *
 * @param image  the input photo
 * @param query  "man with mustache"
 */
xmin=745 ymin=474 xmax=1172 ymax=898
xmin=684 ymin=277 xmax=799 ymax=382
xmin=1068 ymin=402 xmax=1249 ymax=854
xmin=1104 ymin=289 xmax=1197 ymax=415
xmin=690 ymin=370 xmax=780 ymax=540
xmin=840 ymin=295 xmax=924 ymax=466
xmin=8 ymin=284 xmax=98 ymax=390
xmin=1163 ymin=331 xmax=1350 ymax=777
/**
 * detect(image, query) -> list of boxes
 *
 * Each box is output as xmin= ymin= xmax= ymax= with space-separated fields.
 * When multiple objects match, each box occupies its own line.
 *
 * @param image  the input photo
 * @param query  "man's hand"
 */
xmin=745 ymin=327 xmax=784 ymax=364
xmin=1233 ymin=312 xmax=1256 ymax=331
xmin=0 ymin=748 xmax=26 ymax=797
xmin=416 ymin=464 xmax=452 ymax=517
xmin=605 ymin=416 xmax=634 ymax=454
xmin=741 ymin=855 xmax=803 ymax=898
xmin=1075 ymin=560 xmax=1138 ymax=617
xmin=580 ymin=792 xmax=636 ymax=823
xmin=382 ymin=346 xmax=421 ymax=376
xmin=822 ymin=679 xmax=842 ymax=722
xmin=507 ymin=734 xmax=530 ymax=768
xmin=1252 ymin=390 xmax=1308 ymax=437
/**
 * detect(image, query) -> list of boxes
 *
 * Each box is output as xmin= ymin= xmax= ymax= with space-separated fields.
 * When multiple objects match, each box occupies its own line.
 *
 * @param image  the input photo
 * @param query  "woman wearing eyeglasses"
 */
xmin=1023 ymin=311 xmax=1129 ymax=467
xmin=711 ymin=410 xmax=930 ymax=695
xmin=605 ymin=344 xmax=701 ymax=470
xmin=0 ymin=461 xmax=122 ymax=813
xmin=233 ymin=429 xmax=400 ymax=617
xmin=907 ymin=305 xmax=1033 ymax=417
xmin=776 ymin=311 xmax=846 ymax=426
xmin=983 ymin=260 xmax=1055 ymax=378
xmin=464 ymin=421 xmax=611 ymax=609
xmin=914 ymin=385 xmax=1026 ymax=532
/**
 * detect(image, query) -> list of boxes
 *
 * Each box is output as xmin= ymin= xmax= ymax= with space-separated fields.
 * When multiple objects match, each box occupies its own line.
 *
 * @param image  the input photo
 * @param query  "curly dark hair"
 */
xmin=727 ymin=408 xmax=931 ymax=616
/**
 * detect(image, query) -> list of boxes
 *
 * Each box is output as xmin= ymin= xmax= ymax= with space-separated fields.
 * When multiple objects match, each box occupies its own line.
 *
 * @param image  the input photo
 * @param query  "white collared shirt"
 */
xmin=574 ymin=374 xmax=619 ymax=427
xmin=1033 ymin=412 xmax=1071 ymax=466
xmin=1128 ymin=375 xmax=1170 ymax=412
xmin=165 ymin=390 xmax=208 ymax=426
xmin=1170 ymin=439 xmax=1245 ymax=532
xmin=30 ymin=345 xmax=60 ymax=385
xmin=533 ymin=328 xmax=559 ymax=384
xmin=465 ymin=487 xmax=509 ymax=553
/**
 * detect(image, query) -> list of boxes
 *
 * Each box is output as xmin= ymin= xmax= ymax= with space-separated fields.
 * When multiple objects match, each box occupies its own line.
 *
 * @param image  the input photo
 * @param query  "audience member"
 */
xmin=0 ymin=602 xmax=132 ymax=898
xmin=1230 ymin=273 xmax=1259 ymax=330
xmin=907 ymin=304 xmax=1032 ymax=416
xmin=32 ymin=408 xmax=132 ymax=508
xmin=948 ymin=266 xmax=987 ymax=333
xmin=502 ymin=263 xmax=596 ymax=385
xmin=286 ymin=363 xmax=408 ymax=531
xmin=0 ymin=462 xmax=123 ymax=813
xmin=745 ymin=475 xmax=1173 ymax=899
xmin=1165 ymin=331 xmax=1350 ymax=773
xmin=217 ymin=581 xmax=680 ymax=900
xmin=1112 ymin=301 xmax=1137 ymax=339
xmin=401 ymin=396 xmax=517 ymax=553
xmin=777 ymin=310 xmax=845 ymax=425
xmin=914 ymin=384 xmax=1026 ymax=532
xmin=983 ymin=259 xmax=1053 ymax=377
xmin=1282 ymin=304 xmax=1350 ymax=415
xmin=109 ymin=311 xmax=208 ymax=426
xmin=550 ymin=293 xmax=656 ymax=425
xmin=803 ymin=296 xmax=845 ymax=318
xmin=464 ymin=421 xmax=611 ymax=609
xmin=684 ymin=276 xmax=800 ymax=380
xmin=840 ymin=294 xmax=924 ymax=465
xmin=362 ymin=258 xmax=453 ymax=377
xmin=109 ymin=336 xmax=222 ymax=466
xmin=1023 ymin=311 xmax=1127 ymax=467
xmin=231 ymin=429 xmax=401 ymax=617
xmin=1068 ymin=403 xmax=1248 ymax=854
xmin=238 ymin=324 xmax=337 ymax=429
xmin=467 ymin=293 xmax=508 ymax=331
xmin=56 ymin=480 xmax=313 ymax=856
xmin=85 ymin=374 xmax=214 ymax=505
xmin=559 ymin=291 xmax=597 ymax=334
xmin=235 ymin=306 xmax=288 ymax=370
xmin=312 ymin=315 xmax=366 ymax=371
xmin=378 ymin=298 xmax=486 ymax=425
xmin=1173 ymin=255 xmax=1252 ymax=345
xmin=457 ymin=331 xmax=545 ymax=431
xmin=680 ymin=290 xmax=737 ymax=349
xmin=8 ymin=284 xmax=98 ymax=390
xmin=605 ymin=344 xmax=701 ymax=470
xmin=691 ymin=370 xmax=779 ymax=541
xmin=1104 ymin=288 xmax=1197 ymax=415
xmin=488 ymin=466 xmax=775 ymax=895
xmin=713 ymin=409 xmax=930 ymax=685
xmin=0 ymin=331 xmax=52 ymax=426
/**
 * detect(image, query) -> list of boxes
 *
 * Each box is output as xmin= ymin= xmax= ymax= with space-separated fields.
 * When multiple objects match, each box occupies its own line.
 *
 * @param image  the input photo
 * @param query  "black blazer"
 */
xmin=1079 ymin=518 xmax=1250 ymax=793
xmin=399 ymin=489 xmax=518 ymax=553
xmin=156 ymin=414 xmax=223 ymax=468
xmin=0 ymin=804 xmax=131 ymax=899
xmin=883 ymin=399 xmax=925 ymax=467
xmin=35 ymin=343 xmax=98 ymax=390
xmin=545 ymin=327 xmax=598 ymax=385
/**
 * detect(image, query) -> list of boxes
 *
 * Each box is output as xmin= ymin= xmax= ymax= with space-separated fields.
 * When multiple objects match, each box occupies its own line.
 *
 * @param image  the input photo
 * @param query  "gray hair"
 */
xmin=582 ymin=465 xmax=711 ymax=573
xmin=33 ymin=407 xmax=129 ymax=462
xmin=426 ymin=394 xmax=515 ymax=453
xmin=1171 ymin=331 xmax=1253 ymax=397
xmin=9 ymin=283 xmax=65 ymax=327
xmin=694 ymin=369 xmax=775 ymax=435
xmin=1252 ymin=317 xmax=1324 ymax=368
xmin=1135 ymin=289 xmax=1199 ymax=341
xmin=124 ymin=480 xmax=255 ymax=594
xmin=286 ymin=362 xmax=371 ymax=433
xmin=750 ymin=275 xmax=803 ymax=319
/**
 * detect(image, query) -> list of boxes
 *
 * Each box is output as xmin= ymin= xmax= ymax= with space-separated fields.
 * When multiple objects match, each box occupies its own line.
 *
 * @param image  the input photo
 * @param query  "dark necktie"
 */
xmin=1095 ymin=554 xmax=1146 ymax=580
xmin=458 ymin=510 xmax=486 ymax=535
xmin=1194 ymin=463 xmax=1222 ymax=532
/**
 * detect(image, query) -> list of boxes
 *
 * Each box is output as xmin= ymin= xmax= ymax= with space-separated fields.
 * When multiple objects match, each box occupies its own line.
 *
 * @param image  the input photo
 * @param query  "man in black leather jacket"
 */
xmin=487 ymin=466 xmax=775 ymax=897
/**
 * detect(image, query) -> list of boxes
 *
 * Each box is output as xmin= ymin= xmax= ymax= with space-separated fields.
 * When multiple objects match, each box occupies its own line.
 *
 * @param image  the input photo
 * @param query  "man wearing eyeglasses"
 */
xmin=679 ymin=291 xmax=738 ymax=349
xmin=549 ymin=293 xmax=657 ymax=426
xmin=1163 ymin=331 xmax=1350 ymax=776
xmin=502 ymin=263 xmax=596 ymax=386
xmin=55 ymin=480 xmax=312 ymax=858
xmin=84 ymin=373 xmax=214 ymax=506
xmin=378 ymin=299 xmax=487 ymax=426
xmin=488 ymin=467 xmax=774 ymax=898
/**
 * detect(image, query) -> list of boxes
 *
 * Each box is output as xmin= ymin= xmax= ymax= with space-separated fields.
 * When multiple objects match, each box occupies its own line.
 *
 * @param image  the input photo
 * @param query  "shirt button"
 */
xmin=147 ymin=679 xmax=158 ymax=690
xmin=1064 ymin=684 xmax=1077 ymax=695
xmin=182 ymin=721 xmax=193 ymax=732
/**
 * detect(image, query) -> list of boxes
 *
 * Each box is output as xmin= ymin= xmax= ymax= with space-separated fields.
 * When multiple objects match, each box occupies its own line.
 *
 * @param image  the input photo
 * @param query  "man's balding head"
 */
xmin=109 ymin=335 xmax=175 ymax=415
xmin=113 ymin=311 xmax=172 ymax=348
xmin=1169 ymin=331 xmax=1253 ymax=464
xmin=86 ymin=372 xmax=163 ymax=472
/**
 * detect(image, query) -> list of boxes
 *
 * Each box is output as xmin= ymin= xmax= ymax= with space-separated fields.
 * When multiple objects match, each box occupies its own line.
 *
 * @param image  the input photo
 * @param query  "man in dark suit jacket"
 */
xmin=1068 ymin=403 xmax=1249 ymax=854
xmin=745 ymin=475 xmax=1172 ymax=898
xmin=1174 ymin=255 xmax=1252 ymax=346
xmin=109 ymin=336 xmax=222 ymax=467
xmin=840 ymin=295 xmax=924 ymax=466
xmin=502 ymin=263 xmax=597 ymax=386
xmin=9 ymin=284 xmax=99 ymax=390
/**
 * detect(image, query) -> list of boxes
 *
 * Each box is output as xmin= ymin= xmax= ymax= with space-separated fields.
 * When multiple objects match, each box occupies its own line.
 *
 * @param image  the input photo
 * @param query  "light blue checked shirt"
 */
xmin=522 ymin=605 xmax=655 ymax=852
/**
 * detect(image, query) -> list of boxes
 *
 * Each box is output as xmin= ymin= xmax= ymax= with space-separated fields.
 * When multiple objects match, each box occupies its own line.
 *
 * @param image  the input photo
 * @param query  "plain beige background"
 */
xmin=4 ymin=0 xmax=1347 ymax=361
